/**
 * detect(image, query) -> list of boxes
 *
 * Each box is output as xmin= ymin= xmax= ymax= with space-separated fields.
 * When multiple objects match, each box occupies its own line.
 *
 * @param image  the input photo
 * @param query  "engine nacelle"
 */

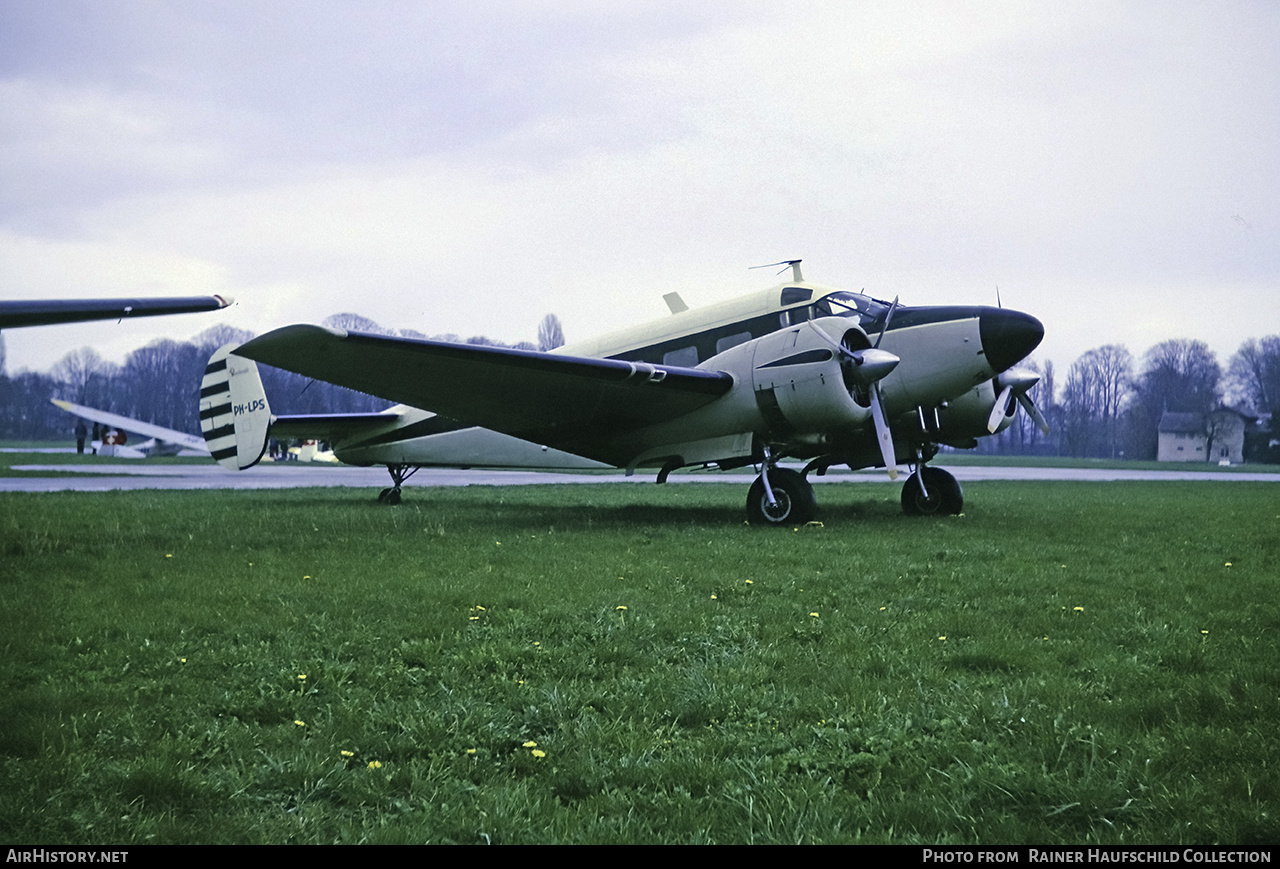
xmin=934 ymin=379 xmax=1014 ymax=443
xmin=749 ymin=317 xmax=875 ymax=439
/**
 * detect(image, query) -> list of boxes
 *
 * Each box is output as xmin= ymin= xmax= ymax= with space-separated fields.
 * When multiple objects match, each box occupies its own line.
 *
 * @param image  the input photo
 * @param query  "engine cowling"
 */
xmin=749 ymin=317 xmax=878 ymax=439
xmin=934 ymin=379 xmax=1014 ymax=443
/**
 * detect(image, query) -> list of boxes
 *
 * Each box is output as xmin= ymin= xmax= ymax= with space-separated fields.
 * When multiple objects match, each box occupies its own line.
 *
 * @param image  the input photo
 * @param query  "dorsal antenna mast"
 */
xmin=750 ymin=259 xmax=803 ymax=282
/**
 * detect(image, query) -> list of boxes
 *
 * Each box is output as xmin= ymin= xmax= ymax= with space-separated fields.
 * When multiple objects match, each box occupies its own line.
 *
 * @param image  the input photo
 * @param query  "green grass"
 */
xmin=2 ymin=481 xmax=1277 ymax=844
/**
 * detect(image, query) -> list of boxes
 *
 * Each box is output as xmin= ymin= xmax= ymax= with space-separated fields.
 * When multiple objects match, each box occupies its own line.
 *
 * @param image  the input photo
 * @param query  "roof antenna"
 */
xmin=751 ymin=259 xmax=803 ymax=282
xmin=995 ymin=285 xmax=1002 ymax=309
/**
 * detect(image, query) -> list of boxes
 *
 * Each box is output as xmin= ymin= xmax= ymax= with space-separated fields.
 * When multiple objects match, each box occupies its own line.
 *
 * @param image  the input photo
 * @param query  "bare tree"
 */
xmin=1058 ymin=345 xmax=1131 ymax=457
xmin=53 ymin=347 xmax=108 ymax=404
xmin=1125 ymin=339 xmax=1221 ymax=459
xmin=194 ymin=324 xmax=257 ymax=353
xmin=1227 ymin=336 xmax=1280 ymax=415
xmin=537 ymin=313 xmax=565 ymax=352
xmin=323 ymin=313 xmax=388 ymax=334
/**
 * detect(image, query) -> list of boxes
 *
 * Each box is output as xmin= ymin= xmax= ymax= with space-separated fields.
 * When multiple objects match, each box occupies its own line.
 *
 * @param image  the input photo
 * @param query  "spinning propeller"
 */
xmin=986 ymin=368 xmax=1050 ymax=434
xmin=807 ymin=296 xmax=902 ymax=478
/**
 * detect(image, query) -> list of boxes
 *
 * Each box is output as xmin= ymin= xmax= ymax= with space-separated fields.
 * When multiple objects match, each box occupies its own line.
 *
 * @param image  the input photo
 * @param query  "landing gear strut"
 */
xmin=901 ymin=465 xmax=963 ymax=516
xmin=377 ymin=464 xmax=419 ymax=505
xmin=746 ymin=450 xmax=817 ymax=526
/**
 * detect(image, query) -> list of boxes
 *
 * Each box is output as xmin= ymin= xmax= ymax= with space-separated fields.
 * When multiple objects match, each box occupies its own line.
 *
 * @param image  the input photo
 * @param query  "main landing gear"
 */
xmin=377 ymin=464 xmax=419 ymax=505
xmin=900 ymin=465 xmax=964 ymax=516
xmin=746 ymin=450 xmax=817 ymax=526
xmin=746 ymin=450 xmax=964 ymax=525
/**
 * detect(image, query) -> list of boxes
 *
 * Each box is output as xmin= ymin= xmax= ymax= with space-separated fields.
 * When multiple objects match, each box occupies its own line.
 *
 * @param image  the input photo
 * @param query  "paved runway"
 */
xmin=3 ymin=460 xmax=1278 ymax=493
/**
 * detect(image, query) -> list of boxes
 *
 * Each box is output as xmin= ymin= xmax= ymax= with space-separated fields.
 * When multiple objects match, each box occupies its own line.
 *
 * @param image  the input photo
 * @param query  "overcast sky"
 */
xmin=3 ymin=0 xmax=1278 ymax=378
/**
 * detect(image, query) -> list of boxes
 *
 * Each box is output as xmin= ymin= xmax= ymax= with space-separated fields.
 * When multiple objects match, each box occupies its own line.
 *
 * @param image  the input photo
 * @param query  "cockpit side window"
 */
xmin=780 ymin=286 xmax=812 ymax=306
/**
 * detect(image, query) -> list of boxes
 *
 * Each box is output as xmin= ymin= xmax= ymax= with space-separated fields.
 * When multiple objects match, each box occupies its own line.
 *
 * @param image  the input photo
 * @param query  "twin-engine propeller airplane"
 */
xmin=199 ymin=262 xmax=1047 ymax=525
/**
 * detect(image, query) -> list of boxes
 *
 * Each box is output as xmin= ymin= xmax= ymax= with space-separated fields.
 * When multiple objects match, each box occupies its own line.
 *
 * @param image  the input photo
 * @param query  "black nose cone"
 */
xmin=980 ymin=309 xmax=1044 ymax=372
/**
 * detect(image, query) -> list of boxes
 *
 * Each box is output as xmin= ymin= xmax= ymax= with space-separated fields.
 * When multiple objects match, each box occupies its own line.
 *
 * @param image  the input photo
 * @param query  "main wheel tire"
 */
xmin=901 ymin=467 xmax=963 ymax=516
xmin=746 ymin=467 xmax=817 ymax=526
xmin=377 ymin=487 xmax=402 ymax=506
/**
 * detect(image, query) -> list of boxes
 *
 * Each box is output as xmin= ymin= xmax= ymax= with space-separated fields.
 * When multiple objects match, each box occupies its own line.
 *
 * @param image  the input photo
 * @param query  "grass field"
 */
xmin=2 ymin=479 xmax=1277 ymax=844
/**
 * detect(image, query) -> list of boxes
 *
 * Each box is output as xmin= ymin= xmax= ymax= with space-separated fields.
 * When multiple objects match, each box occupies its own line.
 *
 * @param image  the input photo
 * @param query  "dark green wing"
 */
xmin=235 ymin=325 xmax=734 ymax=465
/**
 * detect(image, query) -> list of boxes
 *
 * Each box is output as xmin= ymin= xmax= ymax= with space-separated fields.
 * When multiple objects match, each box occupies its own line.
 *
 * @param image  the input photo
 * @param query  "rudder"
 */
xmin=200 ymin=343 xmax=272 ymax=470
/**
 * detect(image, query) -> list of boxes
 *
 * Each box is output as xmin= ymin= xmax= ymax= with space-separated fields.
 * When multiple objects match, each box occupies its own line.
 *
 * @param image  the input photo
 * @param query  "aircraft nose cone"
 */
xmin=980 ymin=309 xmax=1044 ymax=372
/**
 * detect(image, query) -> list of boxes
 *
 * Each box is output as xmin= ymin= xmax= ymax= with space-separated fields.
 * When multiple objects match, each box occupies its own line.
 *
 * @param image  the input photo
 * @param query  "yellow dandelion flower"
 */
xmin=298 ymin=674 xmax=307 ymax=680
xmin=1201 ymin=630 xmax=1209 ymax=635
xmin=466 ymin=748 xmax=477 ymax=755
xmin=938 ymin=636 xmax=947 ymax=641
xmin=165 ymin=554 xmax=173 ymax=558
xmin=531 ymin=749 xmax=546 ymax=758
xmin=469 ymin=616 xmax=479 ymax=621
xmin=533 ymin=641 xmax=541 ymax=647
xmin=475 ymin=605 xmax=486 ymax=611
xmin=879 ymin=606 xmax=886 ymax=611
xmin=809 ymin=612 xmax=819 ymax=618
xmin=1225 ymin=562 xmax=1232 ymax=567
xmin=180 ymin=657 xmax=187 ymax=663
xmin=341 ymin=750 xmax=354 ymax=757
xmin=294 ymin=720 xmax=306 ymax=727
xmin=615 ymin=605 xmax=627 ymax=611
xmin=744 ymin=580 xmax=753 ymax=585
xmin=523 ymin=740 xmax=538 ymax=748
xmin=303 ymin=575 xmax=312 ymax=580
xmin=1073 ymin=606 xmax=1084 ymax=612
xmin=368 ymin=760 xmax=382 ymax=769
xmin=711 ymin=594 xmax=718 ymax=600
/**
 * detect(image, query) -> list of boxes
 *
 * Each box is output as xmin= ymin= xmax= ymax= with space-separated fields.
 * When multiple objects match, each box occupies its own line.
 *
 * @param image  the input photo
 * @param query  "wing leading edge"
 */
xmin=234 ymin=325 xmax=734 ymax=465
xmin=0 ymin=296 xmax=231 ymax=329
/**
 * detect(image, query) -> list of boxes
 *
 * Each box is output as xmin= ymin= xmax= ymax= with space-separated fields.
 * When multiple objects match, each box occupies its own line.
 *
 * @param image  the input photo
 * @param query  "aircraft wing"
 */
xmin=0 ymin=296 xmax=230 ymax=329
xmin=234 ymin=325 xmax=734 ymax=464
xmin=50 ymin=399 xmax=209 ymax=454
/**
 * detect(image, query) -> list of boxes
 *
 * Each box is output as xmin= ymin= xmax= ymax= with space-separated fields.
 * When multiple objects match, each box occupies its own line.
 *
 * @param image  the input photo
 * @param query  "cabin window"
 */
xmin=715 ymin=331 xmax=752 ymax=355
xmin=662 ymin=345 xmax=699 ymax=367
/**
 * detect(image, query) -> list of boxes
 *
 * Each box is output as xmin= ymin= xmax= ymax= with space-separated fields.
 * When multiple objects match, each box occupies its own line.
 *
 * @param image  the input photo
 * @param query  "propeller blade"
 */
xmin=873 ymin=296 xmax=900 ymax=349
xmin=987 ymin=384 xmax=1014 ymax=433
xmin=870 ymin=383 xmax=898 ymax=480
xmin=1016 ymin=392 xmax=1051 ymax=435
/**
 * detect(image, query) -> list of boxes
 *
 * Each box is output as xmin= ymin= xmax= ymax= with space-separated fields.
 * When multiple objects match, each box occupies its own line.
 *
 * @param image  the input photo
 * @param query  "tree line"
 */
xmin=0 ymin=314 xmax=565 ymax=442
xmin=982 ymin=336 xmax=1279 ymax=462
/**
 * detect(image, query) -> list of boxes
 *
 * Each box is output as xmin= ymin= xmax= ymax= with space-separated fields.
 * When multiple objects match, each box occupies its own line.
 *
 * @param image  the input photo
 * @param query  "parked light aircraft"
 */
xmin=199 ymin=262 xmax=1046 ymax=524
xmin=0 ymin=296 xmax=231 ymax=329
xmin=51 ymin=399 xmax=209 ymax=457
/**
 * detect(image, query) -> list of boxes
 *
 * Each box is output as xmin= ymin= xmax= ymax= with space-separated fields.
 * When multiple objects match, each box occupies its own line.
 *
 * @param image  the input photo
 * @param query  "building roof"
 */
xmin=1158 ymin=412 xmax=1204 ymax=434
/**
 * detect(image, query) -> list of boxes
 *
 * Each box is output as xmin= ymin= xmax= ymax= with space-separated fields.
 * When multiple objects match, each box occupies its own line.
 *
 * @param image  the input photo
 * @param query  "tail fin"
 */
xmin=199 ymin=343 xmax=272 ymax=470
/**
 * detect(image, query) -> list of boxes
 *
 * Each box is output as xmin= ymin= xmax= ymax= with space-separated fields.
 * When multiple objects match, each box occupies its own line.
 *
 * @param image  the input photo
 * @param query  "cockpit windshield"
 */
xmin=813 ymin=291 xmax=891 ymax=331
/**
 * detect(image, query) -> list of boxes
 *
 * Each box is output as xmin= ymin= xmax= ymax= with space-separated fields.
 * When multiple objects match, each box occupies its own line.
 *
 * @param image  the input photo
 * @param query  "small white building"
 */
xmin=1157 ymin=409 xmax=1246 ymax=463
